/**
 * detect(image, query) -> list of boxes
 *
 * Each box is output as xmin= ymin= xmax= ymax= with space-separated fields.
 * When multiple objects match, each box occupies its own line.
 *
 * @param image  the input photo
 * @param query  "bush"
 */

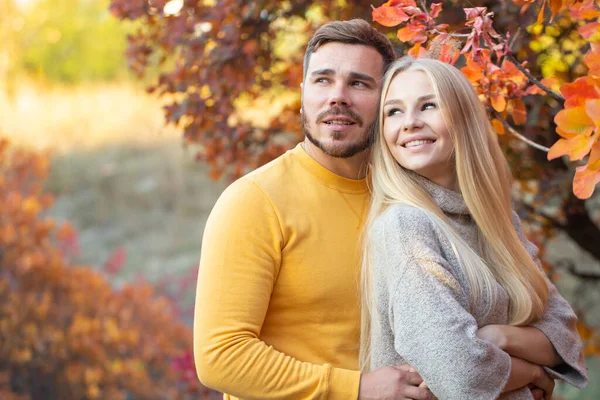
xmin=0 ymin=138 xmax=211 ymax=399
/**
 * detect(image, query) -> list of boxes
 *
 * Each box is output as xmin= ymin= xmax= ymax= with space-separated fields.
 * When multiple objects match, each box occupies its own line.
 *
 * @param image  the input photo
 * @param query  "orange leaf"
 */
xmin=573 ymin=164 xmax=600 ymax=199
xmin=589 ymin=140 xmax=600 ymax=170
xmin=511 ymin=98 xmax=527 ymax=125
xmin=397 ymin=27 xmax=417 ymax=42
xmin=586 ymin=98 xmax=600 ymax=122
xmin=549 ymin=0 xmax=563 ymax=20
xmin=547 ymin=134 xmax=595 ymax=161
xmin=408 ymin=43 xmax=427 ymax=58
xmin=585 ymin=43 xmax=600 ymax=77
xmin=461 ymin=58 xmax=485 ymax=82
xmin=372 ymin=5 xmax=410 ymax=27
xmin=554 ymin=106 xmax=594 ymax=134
xmin=560 ymin=77 xmax=600 ymax=107
xmin=491 ymin=90 xmax=507 ymax=112
xmin=491 ymin=119 xmax=505 ymax=135
xmin=537 ymin=1 xmax=546 ymax=24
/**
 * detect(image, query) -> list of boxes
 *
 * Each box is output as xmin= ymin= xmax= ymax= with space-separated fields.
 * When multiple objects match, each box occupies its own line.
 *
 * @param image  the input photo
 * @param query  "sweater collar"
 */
xmin=292 ymin=143 xmax=369 ymax=194
xmin=406 ymin=170 xmax=470 ymax=216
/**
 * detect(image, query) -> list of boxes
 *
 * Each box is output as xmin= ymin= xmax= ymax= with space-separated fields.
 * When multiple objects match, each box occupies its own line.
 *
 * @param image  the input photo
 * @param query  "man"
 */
xmin=194 ymin=19 xmax=432 ymax=400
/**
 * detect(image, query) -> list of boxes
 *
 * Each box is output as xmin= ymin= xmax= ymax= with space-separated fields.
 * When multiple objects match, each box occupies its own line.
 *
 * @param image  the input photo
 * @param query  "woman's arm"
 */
xmin=510 ymin=211 xmax=588 ymax=388
xmin=504 ymin=357 xmax=554 ymax=396
xmin=477 ymin=325 xmax=561 ymax=366
xmin=370 ymin=206 xmax=538 ymax=400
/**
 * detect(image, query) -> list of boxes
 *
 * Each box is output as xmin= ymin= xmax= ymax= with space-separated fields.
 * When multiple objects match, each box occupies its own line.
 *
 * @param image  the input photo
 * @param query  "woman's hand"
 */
xmin=530 ymin=365 xmax=555 ymax=400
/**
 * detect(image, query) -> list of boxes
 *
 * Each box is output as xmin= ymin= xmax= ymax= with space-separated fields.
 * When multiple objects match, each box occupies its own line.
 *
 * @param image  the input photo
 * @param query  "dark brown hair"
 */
xmin=303 ymin=19 xmax=396 ymax=79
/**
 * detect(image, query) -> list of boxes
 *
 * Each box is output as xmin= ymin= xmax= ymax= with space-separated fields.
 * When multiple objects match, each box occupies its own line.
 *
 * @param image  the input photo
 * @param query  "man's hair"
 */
xmin=303 ymin=19 xmax=396 ymax=79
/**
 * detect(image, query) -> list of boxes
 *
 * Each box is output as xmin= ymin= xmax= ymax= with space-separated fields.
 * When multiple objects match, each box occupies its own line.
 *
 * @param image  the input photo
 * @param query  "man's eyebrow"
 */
xmin=383 ymin=94 xmax=436 ymax=107
xmin=348 ymin=72 xmax=377 ymax=85
xmin=310 ymin=68 xmax=335 ymax=77
xmin=309 ymin=69 xmax=377 ymax=85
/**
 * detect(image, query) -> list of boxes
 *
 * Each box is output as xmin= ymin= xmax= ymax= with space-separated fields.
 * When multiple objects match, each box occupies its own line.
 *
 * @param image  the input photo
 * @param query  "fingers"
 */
xmin=533 ymin=372 xmax=555 ymax=400
xmin=530 ymin=388 xmax=544 ymax=400
xmin=401 ymin=384 xmax=432 ymax=400
xmin=392 ymin=365 xmax=424 ymax=386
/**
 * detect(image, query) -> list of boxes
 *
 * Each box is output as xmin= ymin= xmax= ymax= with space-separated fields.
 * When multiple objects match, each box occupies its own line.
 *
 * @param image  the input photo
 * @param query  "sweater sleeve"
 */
xmin=512 ymin=211 xmax=588 ymax=388
xmin=372 ymin=206 xmax=511 ymax=400
xmin=193 ymin=178 xmax=360 ymax=400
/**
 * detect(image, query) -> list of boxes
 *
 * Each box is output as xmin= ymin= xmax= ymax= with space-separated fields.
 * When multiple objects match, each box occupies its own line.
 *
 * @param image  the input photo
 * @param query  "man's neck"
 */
xmin=301 ymin=138 xmax=369 ymax=180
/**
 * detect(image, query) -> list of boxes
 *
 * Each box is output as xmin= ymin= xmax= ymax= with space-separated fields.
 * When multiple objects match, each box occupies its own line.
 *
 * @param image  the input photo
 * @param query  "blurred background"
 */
xmin=0 ymin=0 xmax=598 ymax=399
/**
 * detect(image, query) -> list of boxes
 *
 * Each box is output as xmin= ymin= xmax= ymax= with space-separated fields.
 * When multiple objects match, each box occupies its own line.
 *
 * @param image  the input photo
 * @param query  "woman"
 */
xmin=360 ymin=57 xmax=588 ymax=399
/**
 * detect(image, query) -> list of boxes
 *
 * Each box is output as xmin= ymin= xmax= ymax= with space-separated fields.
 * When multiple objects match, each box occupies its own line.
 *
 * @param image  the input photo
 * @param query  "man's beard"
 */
xmin=301 ymin=106 xmax=376 ymax=158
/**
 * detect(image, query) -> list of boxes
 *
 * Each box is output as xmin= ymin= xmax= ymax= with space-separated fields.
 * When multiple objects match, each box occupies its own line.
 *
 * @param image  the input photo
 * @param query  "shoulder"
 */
xmin=370 ymin=204 xmax=446 ymax=258
xmin=373 ymin=204 xmax=440 ymax=238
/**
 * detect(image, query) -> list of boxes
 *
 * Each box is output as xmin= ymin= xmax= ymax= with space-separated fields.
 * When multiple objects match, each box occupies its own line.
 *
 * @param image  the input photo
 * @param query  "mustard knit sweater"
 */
xmin=194 ymin=143 xmax=369 ymax=399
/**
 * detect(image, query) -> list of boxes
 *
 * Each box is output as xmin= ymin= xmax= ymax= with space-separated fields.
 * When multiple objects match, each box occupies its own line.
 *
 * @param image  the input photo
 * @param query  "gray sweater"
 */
xmin=369 ymin=174 xmax=588 ymax=400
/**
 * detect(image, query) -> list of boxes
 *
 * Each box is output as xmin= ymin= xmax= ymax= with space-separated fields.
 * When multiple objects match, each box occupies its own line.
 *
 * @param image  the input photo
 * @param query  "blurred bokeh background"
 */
xmin=0 ymin=0 xmax=598 ymax=399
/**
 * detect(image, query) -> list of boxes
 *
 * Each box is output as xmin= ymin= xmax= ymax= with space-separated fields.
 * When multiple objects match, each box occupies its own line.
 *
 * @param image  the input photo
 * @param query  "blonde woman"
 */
xmin=361 ymin=57 xmax=588 ymax=400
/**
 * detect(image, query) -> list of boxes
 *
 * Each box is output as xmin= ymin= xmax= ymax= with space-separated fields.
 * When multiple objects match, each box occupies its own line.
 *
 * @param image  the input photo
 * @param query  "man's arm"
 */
xmin=194 ymin=179 xmax=359 ymax=399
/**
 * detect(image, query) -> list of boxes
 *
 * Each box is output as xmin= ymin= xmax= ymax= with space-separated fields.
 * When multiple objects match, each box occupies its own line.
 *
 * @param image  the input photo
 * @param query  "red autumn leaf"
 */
xmin=569 ymin=0 xmax=600 ymax=20
xmin=372 ymin=5 xmax=410 ymax=27
xmin=430 ymin=3 xmax=442 ymax=18
xmin=560 ymin=77 xmax=600 ymax=108
xmin=578 ymin=21 xmax=600 ymax=39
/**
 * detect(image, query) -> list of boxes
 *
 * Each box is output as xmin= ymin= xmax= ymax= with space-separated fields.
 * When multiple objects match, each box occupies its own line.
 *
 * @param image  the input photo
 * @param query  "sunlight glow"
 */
xmin=164 ymin=0 xmax=184 ymax=16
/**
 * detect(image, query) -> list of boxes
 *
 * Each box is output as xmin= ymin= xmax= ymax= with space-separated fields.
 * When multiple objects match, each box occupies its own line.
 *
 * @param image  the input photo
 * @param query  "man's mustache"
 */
xmin=315 ymin=106 xmax=364 ymax=127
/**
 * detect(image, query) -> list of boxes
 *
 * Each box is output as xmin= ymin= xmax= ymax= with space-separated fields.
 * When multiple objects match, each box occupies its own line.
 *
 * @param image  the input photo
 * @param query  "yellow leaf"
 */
xmin=491 ymin=92 xmax=507 ymax=112
xmin=554 ymin=106 xmax=594 ymax=135
xmin=548 ymin=134 xmax=595 ymax=161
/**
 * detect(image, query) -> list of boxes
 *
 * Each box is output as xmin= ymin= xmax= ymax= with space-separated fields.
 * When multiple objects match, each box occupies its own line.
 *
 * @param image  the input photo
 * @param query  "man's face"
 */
xmin=301 ymin=42 xmax=384 ymax=158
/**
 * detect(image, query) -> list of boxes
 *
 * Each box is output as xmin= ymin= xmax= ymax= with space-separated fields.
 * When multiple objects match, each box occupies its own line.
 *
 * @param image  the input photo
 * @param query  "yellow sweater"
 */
xmin=194 ymin=143 xmax=369 ymax=399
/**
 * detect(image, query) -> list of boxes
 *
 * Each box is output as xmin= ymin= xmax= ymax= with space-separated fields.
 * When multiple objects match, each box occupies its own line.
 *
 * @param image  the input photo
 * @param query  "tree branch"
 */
xmin=491 ymin=111 xmax=551 ymax=152
xmin=505 ymin=54 xmax=565 ymax=103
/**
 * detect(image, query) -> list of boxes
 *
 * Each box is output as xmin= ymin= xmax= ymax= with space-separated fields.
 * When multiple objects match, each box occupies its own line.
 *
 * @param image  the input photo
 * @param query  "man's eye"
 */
xmin=352 ymin=81 xmax=366 ymax=87
xmin=315 ymin=78 xmax=329 ymax=84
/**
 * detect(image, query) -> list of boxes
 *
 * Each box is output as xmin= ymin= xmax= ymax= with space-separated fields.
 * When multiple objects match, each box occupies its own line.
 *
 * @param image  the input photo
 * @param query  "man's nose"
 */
xmin=328 ymin=83 xmax=352 ymax=107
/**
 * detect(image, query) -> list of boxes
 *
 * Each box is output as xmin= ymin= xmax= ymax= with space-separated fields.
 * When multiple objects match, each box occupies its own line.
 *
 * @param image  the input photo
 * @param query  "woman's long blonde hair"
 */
xmin=359 ymin=57 xmax=549 ymax=371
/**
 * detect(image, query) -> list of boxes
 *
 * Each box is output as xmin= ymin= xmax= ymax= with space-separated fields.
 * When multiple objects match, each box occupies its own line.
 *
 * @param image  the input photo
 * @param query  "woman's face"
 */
xmin=382 ymin=70 xmax=457 ymax=190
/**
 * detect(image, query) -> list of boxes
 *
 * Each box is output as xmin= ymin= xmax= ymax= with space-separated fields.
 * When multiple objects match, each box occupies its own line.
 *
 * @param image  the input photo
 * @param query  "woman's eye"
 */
xmin=387 ymin=108 xmax=402 ymax=116
xmin=422 ymin=102 xmax=437 ymax=110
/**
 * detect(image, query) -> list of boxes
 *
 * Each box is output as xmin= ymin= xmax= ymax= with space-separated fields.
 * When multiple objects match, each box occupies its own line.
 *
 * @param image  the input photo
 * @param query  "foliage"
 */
xmin=0 ymin=138 xmax=212 ymax=399
xmin=14 ymin=0 xmax=131 ymax=84
xmin=109 ymin=0 xmax=600 ymax=350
